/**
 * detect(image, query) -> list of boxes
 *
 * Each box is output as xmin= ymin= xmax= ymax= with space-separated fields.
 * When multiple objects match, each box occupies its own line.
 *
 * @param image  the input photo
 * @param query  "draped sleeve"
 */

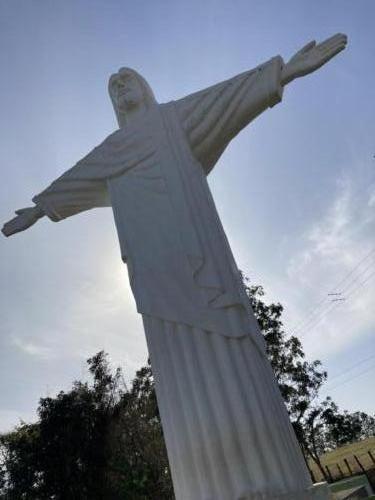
xmin=32 ymin=125 xmax=154 ymax=222
xmin=175 ymin=56 xmax=284 ymax=174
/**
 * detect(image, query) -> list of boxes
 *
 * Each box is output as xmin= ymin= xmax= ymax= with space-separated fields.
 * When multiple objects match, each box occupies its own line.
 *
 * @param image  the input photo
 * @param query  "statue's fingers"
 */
xmin=322 ymin=38 xmax=347 ymax=54
xmin=299 ymin=40 xmax=316 ymax=54
xmin=15 ymin=207 xmax=30 ymax=215
xmin=2 ymin=224 xmax=13 ymax=237
xmin=317 ymin=34 xmax=347 ymax=53
xmin=320 ymin=40 xmax=347 ymax=58
xmin=317 ymin=37 xmax=346 ymax=59
xmin=320 ymin=33 xmax=347 ymax=47
xmin=2 ymin=219 xmax=18 ymax=237
xmin=1 ymin=224 xmax=10 ymax=237
xmin=318 ymin=44 xmax=346 ymax=66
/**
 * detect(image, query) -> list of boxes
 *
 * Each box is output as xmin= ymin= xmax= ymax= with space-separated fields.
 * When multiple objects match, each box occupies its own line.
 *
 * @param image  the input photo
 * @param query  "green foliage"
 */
xmin=0 ymin=352 xmax=120 ymax=498
xmin=0 ymin=422 xmax=41 ymax=499
xmin=242 ymin=277 xmax=327 ymax=425
xmin=0 ymin=354 xmax=172 ymax=499
xmin=107 ymin=363 xmax=173 ymax=499
xmin=298 ymin=397 xmax=375 ymax=480
xmin=1 ymin=277 xmax=374 ymax=497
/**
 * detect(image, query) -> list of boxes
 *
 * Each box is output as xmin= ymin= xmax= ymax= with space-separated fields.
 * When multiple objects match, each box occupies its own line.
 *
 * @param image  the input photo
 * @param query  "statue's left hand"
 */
xmin=281 ymin=33 xmax=348 ymax=85
xmin=2 ymin=206 xmax=44 ymax=237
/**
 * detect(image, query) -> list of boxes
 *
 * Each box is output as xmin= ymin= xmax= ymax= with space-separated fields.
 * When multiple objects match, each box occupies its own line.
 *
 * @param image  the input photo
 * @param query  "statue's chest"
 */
xmin=116 ymin=114 xmax=171 ymax=196
xmin=106 ymin=113 xmax=184 ymax=266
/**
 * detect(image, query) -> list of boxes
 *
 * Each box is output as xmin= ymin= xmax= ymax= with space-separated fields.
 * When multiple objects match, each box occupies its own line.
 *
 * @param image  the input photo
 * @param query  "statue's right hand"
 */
xmin=281 ymin=33 xmax=347 ymax=85
xmin=2 ymin=206 xmax=44 ymax=237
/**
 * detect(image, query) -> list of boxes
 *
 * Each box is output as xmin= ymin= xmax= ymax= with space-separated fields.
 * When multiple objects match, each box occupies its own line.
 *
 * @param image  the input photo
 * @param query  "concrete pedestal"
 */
xmin=309 ymin=482 xmax=333 ymax=499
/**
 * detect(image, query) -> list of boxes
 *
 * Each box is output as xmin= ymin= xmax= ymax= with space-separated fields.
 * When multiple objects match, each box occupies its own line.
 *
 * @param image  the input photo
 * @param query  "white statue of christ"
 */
xmin=3 ymin=35 xmax=347 ymax=500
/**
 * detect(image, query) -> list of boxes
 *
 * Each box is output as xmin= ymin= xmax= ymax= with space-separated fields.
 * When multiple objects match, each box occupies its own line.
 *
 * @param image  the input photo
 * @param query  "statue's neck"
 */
xmin=118 ymin=102 xmax=156 ymax=128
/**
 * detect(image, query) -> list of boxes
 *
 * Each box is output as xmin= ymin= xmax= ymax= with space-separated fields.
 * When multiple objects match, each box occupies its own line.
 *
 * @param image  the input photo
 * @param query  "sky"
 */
xmin=0 ymin=0 xmax=374 ymax=433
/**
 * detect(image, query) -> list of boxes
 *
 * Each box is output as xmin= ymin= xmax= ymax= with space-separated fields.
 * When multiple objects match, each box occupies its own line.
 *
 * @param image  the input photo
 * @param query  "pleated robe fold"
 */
xmin=33 ymin=56 xmax=317 ymax=499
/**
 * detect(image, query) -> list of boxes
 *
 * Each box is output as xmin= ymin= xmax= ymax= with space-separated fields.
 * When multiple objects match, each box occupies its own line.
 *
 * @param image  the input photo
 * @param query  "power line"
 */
xmin=320 ymin=362 xmax=375 ymax=394
xmin=333 ymin=247 xmax=375 ymax=291
xmin=293 ymin=259 xmax=375 ymax=338
xmin=339 ymin=259 xmax=375 ymax=296
xmin=345 ymin=269 xmax=375 ymax=301
xmin=289 ymin=247 xmax=375 ymax=335
xmin=289 ymin=296 xmax=329 ymax=333
xmin=294 ymin=259 xmax=375 ymax=336
xmin=291 ymin=170 xmax=375 ymax=321
xmin=299 ymin=269 xmax=375 ymax=339
xmin=324 ymin=352 xmax=375 ymax=385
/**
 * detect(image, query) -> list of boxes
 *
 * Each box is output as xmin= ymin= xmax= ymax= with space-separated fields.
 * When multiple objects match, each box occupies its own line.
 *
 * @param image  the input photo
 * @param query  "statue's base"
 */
xmin=308 ymin=482 xmax=332 ymax=499
xmin=235 ymin=482 xmax=332 ymax=499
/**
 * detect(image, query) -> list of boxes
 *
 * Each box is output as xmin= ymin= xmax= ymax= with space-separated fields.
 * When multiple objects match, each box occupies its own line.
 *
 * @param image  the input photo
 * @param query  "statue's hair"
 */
xmin=108 ymin=67 xmax=157 ymax=127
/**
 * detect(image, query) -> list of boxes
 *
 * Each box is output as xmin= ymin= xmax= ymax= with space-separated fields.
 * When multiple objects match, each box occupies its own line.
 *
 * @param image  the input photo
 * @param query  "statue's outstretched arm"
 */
xmin=281 ymin=33 xmax=347 ymax=86
xmin=2 ymin=206 xmax=45 ymax=237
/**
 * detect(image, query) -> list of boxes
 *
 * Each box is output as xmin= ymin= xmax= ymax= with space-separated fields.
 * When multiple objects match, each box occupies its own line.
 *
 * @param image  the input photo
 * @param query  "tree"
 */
xmin=1 ymin=277 xmax=374 ymax=497
xmin=0 ymin=422 xmax=41 ymax=499
xmin=242 ymin=277 xmax=327 ymax=425
xmin=107 ymin=362 xmax=173 ymax=499
xmin=243 ymin=277 xmax=375 ymax=478
xmin=295 ymin=398 xmax=336 ymax=480
xmin=297 ymin=397 xmax=375 ymax=481
xmin=0 ymin=351 xmax=121 ymax=499
xmin=242 ymin=276 xmax=330 ymax=478
xmin=0 ymin=353 xmax=173 ymax=500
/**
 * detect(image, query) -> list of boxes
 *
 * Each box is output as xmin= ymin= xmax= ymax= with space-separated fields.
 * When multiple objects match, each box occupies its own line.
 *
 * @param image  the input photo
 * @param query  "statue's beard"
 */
xmin=117 ymin=94 xmax=143 ymax=113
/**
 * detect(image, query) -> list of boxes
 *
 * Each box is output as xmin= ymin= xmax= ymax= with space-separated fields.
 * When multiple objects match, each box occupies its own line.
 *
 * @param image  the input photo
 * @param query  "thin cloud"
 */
xmin=11 ymin=336 xmax=54 ymax=359
xmin=284 ymin=172 xmax=375 ymax=357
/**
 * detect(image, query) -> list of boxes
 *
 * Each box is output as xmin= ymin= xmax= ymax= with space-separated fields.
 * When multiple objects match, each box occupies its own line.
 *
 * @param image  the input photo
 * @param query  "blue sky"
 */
xmin=0 ymin=0 xmax=374 ymax=432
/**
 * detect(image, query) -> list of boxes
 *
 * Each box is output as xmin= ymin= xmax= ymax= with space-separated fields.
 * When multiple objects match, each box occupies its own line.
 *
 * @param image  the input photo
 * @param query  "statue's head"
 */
xmin=108 ymin=68 xmax=157 ymax=127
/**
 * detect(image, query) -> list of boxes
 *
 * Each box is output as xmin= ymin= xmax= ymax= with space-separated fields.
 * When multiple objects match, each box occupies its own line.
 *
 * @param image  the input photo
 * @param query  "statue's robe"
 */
xmin=34 ymin=57 xmax=315 ymax=500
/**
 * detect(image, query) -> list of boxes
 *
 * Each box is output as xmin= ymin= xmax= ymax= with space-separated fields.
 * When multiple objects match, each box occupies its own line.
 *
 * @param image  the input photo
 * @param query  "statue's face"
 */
xmin=115 ymin=71 xmax=144 ymax=112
